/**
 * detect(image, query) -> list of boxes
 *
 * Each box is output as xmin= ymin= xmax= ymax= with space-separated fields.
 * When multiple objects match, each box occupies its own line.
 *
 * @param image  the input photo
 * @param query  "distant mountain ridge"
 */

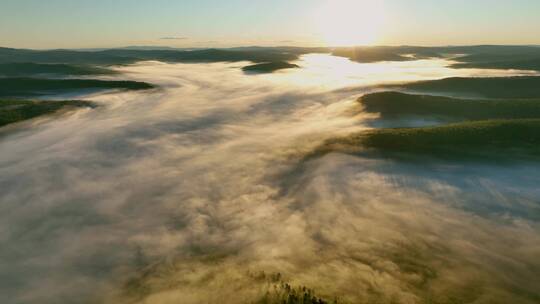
xmin=2 ymin=45 xmax=540 ymax=70
xmin=0 ymin=46 xmax=305 ymax=65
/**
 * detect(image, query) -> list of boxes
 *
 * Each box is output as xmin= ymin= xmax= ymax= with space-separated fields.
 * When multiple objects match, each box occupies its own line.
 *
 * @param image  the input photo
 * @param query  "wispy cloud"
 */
xmin=159 ymin=36 xmax=188 ymax=40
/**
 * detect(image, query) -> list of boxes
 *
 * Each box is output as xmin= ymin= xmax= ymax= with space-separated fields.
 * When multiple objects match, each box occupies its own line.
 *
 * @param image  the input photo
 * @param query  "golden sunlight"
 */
xmin=313 ymin=0 xmax=386 ymax=46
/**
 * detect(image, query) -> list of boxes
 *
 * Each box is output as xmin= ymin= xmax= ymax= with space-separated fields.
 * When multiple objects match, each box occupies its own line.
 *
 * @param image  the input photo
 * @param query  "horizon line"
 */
xmin=2 ymin=44 xmax=540 ymax=51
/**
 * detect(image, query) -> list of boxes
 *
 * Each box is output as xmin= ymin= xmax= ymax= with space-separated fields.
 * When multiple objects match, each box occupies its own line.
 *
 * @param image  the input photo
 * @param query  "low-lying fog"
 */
xmin=1 ymin=54 xmax=539 ymax=304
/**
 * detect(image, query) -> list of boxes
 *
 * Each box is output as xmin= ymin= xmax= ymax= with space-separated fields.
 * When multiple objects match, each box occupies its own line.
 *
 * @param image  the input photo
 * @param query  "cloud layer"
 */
xmin=1 ymin=56 xmax=539 ymax=304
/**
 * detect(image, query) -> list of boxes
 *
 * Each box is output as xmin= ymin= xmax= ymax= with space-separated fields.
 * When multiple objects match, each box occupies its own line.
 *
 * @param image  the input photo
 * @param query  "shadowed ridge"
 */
xmin=312 ymin=119 xmax=540 ymax=162
xmin=0 ymin=77 xmax=154 ymax=98
xmin=0 ymin=99 xmax=95 ymax=127
xmin=359 ymin=91 xmax=540 ymax=120
xmin=242 ymin=61 xmax=300 ymax=74
xmin=386 ymin=76 xmax=540 ymax=98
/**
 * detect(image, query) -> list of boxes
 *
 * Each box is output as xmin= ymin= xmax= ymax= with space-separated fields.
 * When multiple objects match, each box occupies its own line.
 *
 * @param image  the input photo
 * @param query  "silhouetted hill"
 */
xmin=0 ymin=78 xmax=154 ymax=97
xmin=331 ymin=45 xmax=540 ymax=70
xmin=242 ymin=61 xmax=299 ymax=73
xmin=4 ymin=45 xmax=540 ymax=70
xmin=451 ymin=58 xmax=540 ymax=71
xmin=315 ymin=119 xmax=540 ymax=161
xmin=0 ymin=47 xmax=303 ymax=65
xmin=387 ymin=76 xmax=540 ymax=98
xmin=0 ymin=99 xmax=94 ymax=127
xmin=0 ymin=47 xmax=133 ymax=64
xmin=0 ymin=62 xmax=115 ymax=77
xmin=333 ymin=47 xmax=413 ymax=62
xmin=360 ymin=91 xmax=540 ymax=120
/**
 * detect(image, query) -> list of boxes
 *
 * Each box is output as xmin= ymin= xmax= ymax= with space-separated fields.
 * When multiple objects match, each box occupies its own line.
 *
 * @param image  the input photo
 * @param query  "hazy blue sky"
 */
xmin=1 ymin=0 xmax=539 ymax=49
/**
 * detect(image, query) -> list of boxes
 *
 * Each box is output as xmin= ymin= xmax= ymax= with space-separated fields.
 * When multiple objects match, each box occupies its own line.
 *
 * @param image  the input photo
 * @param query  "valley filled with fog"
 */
xmin=1 ymin=54 xmax=540 ymax=304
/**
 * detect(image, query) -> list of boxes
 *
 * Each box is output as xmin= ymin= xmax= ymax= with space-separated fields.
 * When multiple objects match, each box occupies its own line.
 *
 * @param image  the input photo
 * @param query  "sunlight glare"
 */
xmin=313 ymin=0 xmax=386 ymax=46
xmin=255 ymin=54 xmax=540 ymax=91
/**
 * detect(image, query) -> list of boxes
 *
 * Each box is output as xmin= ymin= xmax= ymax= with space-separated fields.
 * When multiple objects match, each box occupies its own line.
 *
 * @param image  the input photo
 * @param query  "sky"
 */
xmin=1 ymin=0 xmax=540 ymax=49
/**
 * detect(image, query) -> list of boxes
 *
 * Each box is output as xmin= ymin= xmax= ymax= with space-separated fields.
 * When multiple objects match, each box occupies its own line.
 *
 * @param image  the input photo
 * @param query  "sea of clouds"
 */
xmin=1 ymin=55 xmax=539 ymax=304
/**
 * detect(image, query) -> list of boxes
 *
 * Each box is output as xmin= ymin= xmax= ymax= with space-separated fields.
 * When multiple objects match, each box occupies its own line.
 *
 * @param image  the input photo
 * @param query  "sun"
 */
xmin=312 ymin=0 xmax=386 ymax=47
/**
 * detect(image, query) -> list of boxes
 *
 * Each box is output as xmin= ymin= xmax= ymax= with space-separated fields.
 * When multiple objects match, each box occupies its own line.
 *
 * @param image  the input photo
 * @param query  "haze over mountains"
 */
xmin=2 ymin=44 xmax=540 ymax=68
